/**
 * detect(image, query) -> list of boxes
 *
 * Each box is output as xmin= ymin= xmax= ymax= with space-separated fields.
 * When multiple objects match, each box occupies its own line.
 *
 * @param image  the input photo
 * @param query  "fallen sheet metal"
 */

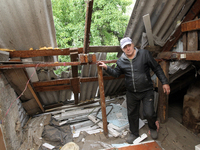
xmin=96 ymin=103 xmax=145 ymax=131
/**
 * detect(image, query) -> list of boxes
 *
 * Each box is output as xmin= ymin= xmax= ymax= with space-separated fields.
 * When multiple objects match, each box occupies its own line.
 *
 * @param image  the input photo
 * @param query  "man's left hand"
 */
xmin=163 ymin=84 xmax=170 ymax=95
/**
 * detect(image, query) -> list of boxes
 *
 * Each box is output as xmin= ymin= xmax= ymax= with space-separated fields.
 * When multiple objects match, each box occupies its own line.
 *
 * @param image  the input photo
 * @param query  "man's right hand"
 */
xmin=97 ymin=61 xmax=107 ymax=70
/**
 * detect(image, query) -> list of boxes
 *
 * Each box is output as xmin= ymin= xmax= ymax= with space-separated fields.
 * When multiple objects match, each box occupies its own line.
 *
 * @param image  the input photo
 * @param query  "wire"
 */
xmin=0 ymin=64 xmax=39 ymax=124
xmin=90 ymin=105 xmax=113 ymax=127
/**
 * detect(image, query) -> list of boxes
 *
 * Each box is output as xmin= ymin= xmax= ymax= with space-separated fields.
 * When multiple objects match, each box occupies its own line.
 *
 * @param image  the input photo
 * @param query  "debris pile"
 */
xmin=19 ymin=96 xmax=148 ymax=150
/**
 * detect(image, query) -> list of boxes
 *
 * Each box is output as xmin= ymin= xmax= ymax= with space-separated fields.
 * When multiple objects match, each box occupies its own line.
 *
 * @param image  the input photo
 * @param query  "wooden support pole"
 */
xmin=83 ymin=0 xmax=93 ymax=54
xmin=97 ymin=65 xmax=108 ymax=136
xmin=157 ymin=61 xmax=169 ymax=123
xmin=70 ymin=50 xmax=79 ymax=104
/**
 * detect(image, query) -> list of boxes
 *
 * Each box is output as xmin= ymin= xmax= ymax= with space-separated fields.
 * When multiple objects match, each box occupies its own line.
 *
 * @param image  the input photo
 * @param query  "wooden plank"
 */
xmin=143 ymin=14 xmax=154 ymax=46
xmin=181 ymin=18 xmax=200 ymax=32
xmin=157 ymin=51 xmax=200 ymax=61
xmin=157 ymin=61 xmax=169 ymax=123
xmin=187 ymin=31 xmax=198 ymax=51
xmin=162 ymin=0 xmax=200 ymax=52
xmin=9 ymin=48 xmax=83 ymax=58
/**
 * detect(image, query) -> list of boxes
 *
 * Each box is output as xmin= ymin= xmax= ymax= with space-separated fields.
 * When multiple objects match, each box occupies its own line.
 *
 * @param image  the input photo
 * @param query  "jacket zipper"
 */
xmin=130 ymin=60 xmax=136 ymax=92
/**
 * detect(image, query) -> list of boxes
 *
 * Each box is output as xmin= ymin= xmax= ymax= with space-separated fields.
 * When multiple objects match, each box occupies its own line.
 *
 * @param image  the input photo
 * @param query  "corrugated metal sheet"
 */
xmin=0 ymin=0 xmax=58 ymax=108
xmin=0 ymin=0 xmax=57 ymax=61
xmin=125 ymin=0 xmax=195 ymax=47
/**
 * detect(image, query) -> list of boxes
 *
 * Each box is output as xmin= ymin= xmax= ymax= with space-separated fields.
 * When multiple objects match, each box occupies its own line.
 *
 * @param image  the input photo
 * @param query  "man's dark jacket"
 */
xmin=106 ymin=48 xmax=168 ymax=93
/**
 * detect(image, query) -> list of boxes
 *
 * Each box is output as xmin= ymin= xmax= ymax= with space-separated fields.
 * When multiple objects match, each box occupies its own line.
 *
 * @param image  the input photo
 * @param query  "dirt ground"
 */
xmin=73 ymin=117 xmax=200 ymax=150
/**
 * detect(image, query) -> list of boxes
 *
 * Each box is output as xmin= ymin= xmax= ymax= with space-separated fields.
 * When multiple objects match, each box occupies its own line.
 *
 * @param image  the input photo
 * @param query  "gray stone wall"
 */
xmin=0 ymin=71 xmax=28 ymax=150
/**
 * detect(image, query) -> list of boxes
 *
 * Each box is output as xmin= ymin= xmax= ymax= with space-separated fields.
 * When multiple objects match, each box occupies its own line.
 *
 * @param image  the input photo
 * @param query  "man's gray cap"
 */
xmin=120 ymin=37 xmax=132 ymax=49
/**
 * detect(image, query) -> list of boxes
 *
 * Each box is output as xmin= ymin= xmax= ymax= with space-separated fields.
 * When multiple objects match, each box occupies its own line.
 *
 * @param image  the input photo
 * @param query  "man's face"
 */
xmin=122 ymin=43 xmax=135 ymax=57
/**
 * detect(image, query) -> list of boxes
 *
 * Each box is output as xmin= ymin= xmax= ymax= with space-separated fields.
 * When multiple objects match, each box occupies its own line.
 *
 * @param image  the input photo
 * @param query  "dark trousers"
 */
xmin=126 ymin=90 xmax=157 ymax=136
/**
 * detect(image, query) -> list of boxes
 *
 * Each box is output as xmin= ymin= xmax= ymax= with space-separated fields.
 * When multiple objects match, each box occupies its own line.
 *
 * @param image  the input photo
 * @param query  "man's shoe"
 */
xmin=126 ymin=134 xmax=138 ymax=144
xmin=150 ymin=129 xmax=158 ymax=140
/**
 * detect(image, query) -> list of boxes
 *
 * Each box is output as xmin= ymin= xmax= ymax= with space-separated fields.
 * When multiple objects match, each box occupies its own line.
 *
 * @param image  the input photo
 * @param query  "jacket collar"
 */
xmin=121 ymin=47 xmax=139 ymax=60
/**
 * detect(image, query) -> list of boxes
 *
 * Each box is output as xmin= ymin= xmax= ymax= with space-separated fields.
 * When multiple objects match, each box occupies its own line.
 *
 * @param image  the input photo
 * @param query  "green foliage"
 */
xmin=51 ymin=0 xmax=132 ymax=74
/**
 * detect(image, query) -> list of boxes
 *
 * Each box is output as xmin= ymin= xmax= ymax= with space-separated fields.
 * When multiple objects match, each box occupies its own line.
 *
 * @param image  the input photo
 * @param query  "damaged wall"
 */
xmin=183 ymin=79 xmax=200 ymax=133
xmin=0 ymin=71 xmax=28 ymax=150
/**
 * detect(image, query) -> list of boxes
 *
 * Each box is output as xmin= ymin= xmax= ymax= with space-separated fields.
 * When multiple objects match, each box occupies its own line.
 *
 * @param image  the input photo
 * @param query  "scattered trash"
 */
xmin=42 ymin=143 xmax=55 ymax=149
xmin=133 ymin=133 xmax=148 ymax=144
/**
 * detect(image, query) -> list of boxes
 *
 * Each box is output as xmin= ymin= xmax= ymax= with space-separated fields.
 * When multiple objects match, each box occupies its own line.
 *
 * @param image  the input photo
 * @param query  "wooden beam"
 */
xmin=89 ymin=46 xmax=161 ymax=53
xmin=34 ymin=84 xmax=71 ymax=92
xmin=83 ymin=0 xmax=93 ymax=54
xmin=0 ymin=59 xmax=163 ymax=69
xmin=8 ymin=46 xmax=162 ymax=59
xmin=143 ymin=14 xmax=154 ymax=46
xmin=27 ymin=82 xmax=44 ymax=112
xmin=89 ymin=46 xmax=121 ymax=53
xmin=162 ymin=0 xmax=200 ymax=52
xmin=97 ymin=65 xmax=108 ymax=136
xmin=32 ymin=79 xmax=71 ymax=87
xmin=157 ymin=61 xmax=169 ymax=123
xmin=0 ymin=61 xmax=81 ymax=69
xmin=70 ymin=50 xmax=79 ymax=104
xmin=157 ymin=51 xmax=200 ymax=61
xmin=6 ymin=46 xmax=162 ymax=60
xmin=9 ymin=48 xmax=83 ymax=58
xmin=181 ymin=18 xmax=200 ymax=32
xmin=32 ymin=75 xmax=125 ymax=91
xmin=80 ymin=75 xmax=125 ymax=82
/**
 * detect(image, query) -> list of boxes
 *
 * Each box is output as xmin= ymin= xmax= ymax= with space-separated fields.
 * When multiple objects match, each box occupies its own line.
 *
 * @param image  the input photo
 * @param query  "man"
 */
xmin=98 ymin=37 xmax=170 ymax=144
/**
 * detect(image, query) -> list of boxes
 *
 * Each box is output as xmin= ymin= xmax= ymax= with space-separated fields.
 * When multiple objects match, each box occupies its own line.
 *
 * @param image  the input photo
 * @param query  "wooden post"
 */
xmin=83 ymin=0 xmax=93 ymax=54
xmin=97 ymin=65 xmax=108 ymax=136
xmin=157 ymin=61 xmax=169 ymax=123
xmin=70 ymin=49 xmax=79 ymax=104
